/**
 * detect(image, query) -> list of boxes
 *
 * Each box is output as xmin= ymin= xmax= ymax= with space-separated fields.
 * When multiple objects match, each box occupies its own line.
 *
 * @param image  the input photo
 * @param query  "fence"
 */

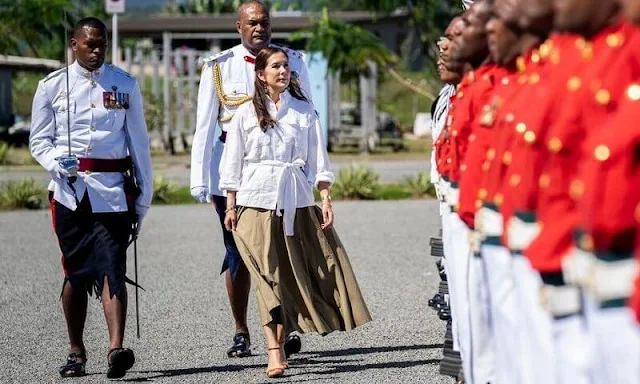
xmin=119 ymin=45 xmax=377 ymax=154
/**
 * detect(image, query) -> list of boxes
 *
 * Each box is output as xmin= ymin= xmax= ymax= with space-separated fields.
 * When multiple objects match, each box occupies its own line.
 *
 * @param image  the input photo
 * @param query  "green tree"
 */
xmin=298 ymin=0 xmax=463 ymax=68
xmin=357 ymin=0 xmax=462 ymax=64
xmin=0 ymin=0 xmax=69 ymax=58
xmin=0 ymin=0 xmax=111 ymax=59
xmin=290 ymin=7 xmax=397 ymax=82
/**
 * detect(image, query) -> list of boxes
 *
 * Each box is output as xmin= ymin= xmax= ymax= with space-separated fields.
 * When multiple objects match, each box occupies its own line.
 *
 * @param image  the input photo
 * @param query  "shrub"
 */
xmin=331 ymin=164 xmax=380 ymax=200
xmin=402 ymin=172 xmax=436 ymax=198
xmin=143 ymin=91 xmax=164 ymax=133
xmin=0 ymin=144 xmax=38 ymax=166
xmin=0 ymin=179 xmax=47 ymax=210
xmin=152 ymin=176 xmax=179 ymax=204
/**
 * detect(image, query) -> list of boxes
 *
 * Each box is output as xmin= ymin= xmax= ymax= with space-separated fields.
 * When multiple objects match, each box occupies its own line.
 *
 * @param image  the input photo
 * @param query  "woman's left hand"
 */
xmin=321 ymin=201 xmax=334 ymax=230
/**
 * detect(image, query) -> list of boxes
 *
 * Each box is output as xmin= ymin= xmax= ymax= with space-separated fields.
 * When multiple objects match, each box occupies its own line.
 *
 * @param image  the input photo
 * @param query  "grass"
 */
xmin=0 ymin=145 xmax=39 ymax=166
xmin=0 ymin=181 xmax=433 ymax=212
xmin=0 ymin=179 xmax=48 ymax=210
xmin=158 ymin=186 xmax=194 ymax=205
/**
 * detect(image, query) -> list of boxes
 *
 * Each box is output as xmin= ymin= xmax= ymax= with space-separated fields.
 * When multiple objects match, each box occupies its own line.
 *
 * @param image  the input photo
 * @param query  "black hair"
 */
xmin=73 ymin=17 xmax=107 ymax=38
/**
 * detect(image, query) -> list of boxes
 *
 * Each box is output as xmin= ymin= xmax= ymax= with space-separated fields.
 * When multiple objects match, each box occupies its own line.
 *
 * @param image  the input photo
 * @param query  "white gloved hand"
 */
xmin=191 ymin=186 xmax=210 ymax=204
xmin=135 ymin=205 xmax=149 ymax=235
xmin=56 ymin=155 xmax=79 ymax=179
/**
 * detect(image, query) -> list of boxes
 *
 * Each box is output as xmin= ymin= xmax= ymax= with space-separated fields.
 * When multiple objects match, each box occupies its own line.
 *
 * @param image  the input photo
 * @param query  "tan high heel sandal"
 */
xmin=265 ymin=348 xmax=285 ymax=378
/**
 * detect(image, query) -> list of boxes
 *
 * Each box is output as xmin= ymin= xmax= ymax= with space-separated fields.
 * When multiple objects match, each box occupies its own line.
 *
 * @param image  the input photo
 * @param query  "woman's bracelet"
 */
xmin=225 ymin=207 xmax=236 ymax=213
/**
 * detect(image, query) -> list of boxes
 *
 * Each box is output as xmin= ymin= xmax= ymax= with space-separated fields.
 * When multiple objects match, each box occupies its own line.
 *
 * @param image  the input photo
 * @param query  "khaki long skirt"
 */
xmin=232 ymin=205 xmax=372 ymax=335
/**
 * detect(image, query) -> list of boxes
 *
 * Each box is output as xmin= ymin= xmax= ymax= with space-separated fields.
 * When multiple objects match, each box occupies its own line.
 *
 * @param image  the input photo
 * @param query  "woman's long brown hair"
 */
xmin=253 ymin=46 xmax=308 ymax=132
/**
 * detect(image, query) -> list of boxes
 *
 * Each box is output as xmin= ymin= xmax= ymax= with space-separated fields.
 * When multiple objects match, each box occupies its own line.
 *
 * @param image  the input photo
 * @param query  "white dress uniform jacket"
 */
xmin=30 ymin=61 xmax=153 ymax=214
xmin=219 ymin=91 xmax=334 ymax=236
xmin=190 ymin=43 xmax=311 ymax=197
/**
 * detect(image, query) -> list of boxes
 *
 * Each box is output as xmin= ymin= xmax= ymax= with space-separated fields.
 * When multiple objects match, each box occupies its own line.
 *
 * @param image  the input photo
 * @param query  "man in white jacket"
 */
xmin=30 ymin=17 xmax=152 ymax=379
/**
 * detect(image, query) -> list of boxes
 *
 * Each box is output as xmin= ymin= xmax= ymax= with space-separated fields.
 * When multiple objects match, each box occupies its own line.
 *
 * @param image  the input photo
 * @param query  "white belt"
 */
xmin=539 ymin=284 xmax=582 ymax=317
xmin=506 ymin=216 xmax=541 ymax=251
xmin=561 ymin=247 xmax=596 ymax=287
xmin=249 ymin=159 xmax=305 ymax=236
xmin=590 ymin=258 xmax=639 ymax=302
xmin=445 ymin=186 xmax=459 ymax=207
xmin=478 ymin=206 xmax=503 ymax=237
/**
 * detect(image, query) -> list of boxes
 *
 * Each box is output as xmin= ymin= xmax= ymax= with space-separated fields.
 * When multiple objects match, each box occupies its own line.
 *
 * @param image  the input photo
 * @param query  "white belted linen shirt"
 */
xmin=219 ymin=91 xmax=334 ymax=236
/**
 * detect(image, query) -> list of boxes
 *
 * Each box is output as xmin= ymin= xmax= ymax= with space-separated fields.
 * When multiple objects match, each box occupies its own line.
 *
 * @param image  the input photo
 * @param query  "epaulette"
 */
xmin=43 ymin=67 xmax=66 ymax=83
xmin=203 ymin=49 xmax=233 ymax=64
xmin=109 ymin=64 xmax=133 ymax=78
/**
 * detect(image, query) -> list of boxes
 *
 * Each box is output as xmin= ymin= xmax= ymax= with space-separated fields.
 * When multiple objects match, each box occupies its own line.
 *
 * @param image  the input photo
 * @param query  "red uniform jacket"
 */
xmin=525 ymin=23 xmax=640 ymax=273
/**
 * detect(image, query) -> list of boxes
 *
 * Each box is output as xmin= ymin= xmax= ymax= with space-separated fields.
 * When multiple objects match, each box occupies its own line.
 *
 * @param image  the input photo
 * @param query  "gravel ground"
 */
xmin=0 ymin=200 xmax=452 ymax=384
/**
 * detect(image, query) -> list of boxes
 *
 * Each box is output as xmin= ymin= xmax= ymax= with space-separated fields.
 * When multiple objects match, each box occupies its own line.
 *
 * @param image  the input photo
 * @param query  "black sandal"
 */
xmin=106 ymin=348 xmax=135 ymax=379
xmin=59 ymin=352 xmax=86 ymax=378
xmin=283 ymin=334 xmax=301 ymax=358
xmin=227 ymin=332 xmax=252 ymax=358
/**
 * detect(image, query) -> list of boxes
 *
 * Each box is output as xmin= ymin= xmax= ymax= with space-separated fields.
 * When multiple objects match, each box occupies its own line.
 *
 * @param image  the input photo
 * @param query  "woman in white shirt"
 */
xmin=219 ymin=47 xmax=371 ymax=378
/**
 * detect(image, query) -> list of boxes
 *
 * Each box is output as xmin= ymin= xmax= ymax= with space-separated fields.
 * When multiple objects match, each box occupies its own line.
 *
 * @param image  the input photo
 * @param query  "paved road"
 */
xmin=0 ymin=158 xmax=431 ymax=187
xmin=0 ymin=200 xmax=450 ymax=383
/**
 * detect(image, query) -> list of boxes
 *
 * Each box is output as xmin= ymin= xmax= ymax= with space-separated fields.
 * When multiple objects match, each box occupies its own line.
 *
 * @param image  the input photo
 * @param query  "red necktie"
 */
xmin=244 ymin=56 xmax=255 ymax=64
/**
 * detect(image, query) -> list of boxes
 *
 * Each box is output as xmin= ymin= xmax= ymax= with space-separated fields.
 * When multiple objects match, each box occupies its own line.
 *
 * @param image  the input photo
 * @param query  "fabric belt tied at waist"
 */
xmin=250 ymin=159 xmax=306 ymax=237
xmin=78 ymin=157 xmax=131 ymax=173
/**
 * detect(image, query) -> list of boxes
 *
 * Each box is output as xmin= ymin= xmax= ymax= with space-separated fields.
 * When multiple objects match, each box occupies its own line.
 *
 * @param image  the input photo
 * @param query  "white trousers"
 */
xmin=512 ymin=255 xmax=557 ymax=384
xmin=448 ymin=213 xmax=473 ymax=382
xmin=584 ymin=294 xmax=640 ymax=384
xmin=481 ymin=244 xmax=520 ymax=384
xmin=469 ymin=254 xmax=496 ymax=384
xmin=441 ymin=207 xmax=460 ymax=352
xmin=552 ymin=312 xmax=591 ymax=384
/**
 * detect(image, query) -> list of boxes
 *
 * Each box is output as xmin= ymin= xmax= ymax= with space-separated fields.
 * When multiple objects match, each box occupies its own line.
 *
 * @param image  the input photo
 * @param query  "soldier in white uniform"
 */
xmin=190 ymin=0 xmax=312 ymax=358
xmin=29 ymin=18 xmax=152 ymax=379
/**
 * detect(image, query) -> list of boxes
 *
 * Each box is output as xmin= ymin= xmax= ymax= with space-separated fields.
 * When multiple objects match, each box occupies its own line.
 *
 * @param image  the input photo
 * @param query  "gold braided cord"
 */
xmin=219 ymin=114 xmax=234 ymax=122
xmin=212 ymin=61 xmax=253 ymax=107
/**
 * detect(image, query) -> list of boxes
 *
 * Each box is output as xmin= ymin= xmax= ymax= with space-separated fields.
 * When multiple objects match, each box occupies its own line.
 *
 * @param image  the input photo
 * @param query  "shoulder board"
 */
xmin=43 ymin=67 xmax=66 ymax=83
xmin=109 ymin=64 xmax=133 ymax=78
xmin=203 ymin=49 xmax=233 ymax=63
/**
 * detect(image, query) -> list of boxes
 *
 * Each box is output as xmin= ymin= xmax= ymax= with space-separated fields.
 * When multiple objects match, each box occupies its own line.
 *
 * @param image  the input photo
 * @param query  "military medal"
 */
xmin=112 ymin=86 xmax=118 ymax=108
xmin=122 ymin=93 xmax=130 ymax=110
xmin=103 ymin=92 xmax=112 ymax=108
